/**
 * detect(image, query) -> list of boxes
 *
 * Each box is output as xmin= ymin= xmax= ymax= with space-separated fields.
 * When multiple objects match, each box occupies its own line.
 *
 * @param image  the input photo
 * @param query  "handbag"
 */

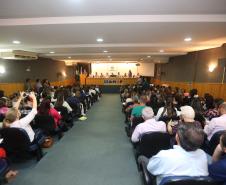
xmin=42 ymin=136 xmax=54 ymax=148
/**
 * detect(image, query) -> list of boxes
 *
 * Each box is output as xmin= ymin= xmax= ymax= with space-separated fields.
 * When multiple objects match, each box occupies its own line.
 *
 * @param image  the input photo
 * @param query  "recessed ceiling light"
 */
xmin=96 ymin=38 xmax=104 ymax=43
xmin=159 ymin=50 xmax=164 ymax=53
xmin=0 ymin=49 xmax=12 ymax=52
xmin=103 ymin=50 xmax=108 ymax=53
xmin=147 ymin=56 xmax=151 ymax=58
xmin=184 ymin=37 xmax=192 ymax=42
xmin=140 ymin=58 xmax=143 ymax=61
xmin=68 ymin=56 xmax=71 ymax=59
xmin=12 ymin=40 xmax=21 ymax=44
xmin=49 ymin=51 xmax=55 ymax=54
xmin=108 ymin=56 xmax=111 ymax=58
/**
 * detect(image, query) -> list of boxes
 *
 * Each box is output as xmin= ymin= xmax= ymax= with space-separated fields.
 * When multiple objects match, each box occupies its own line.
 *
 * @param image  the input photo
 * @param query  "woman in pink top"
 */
xmin=0 ymin=98 xmax=8 ymax=116
xmin=38 ymin=99 xmax=62 ymax=128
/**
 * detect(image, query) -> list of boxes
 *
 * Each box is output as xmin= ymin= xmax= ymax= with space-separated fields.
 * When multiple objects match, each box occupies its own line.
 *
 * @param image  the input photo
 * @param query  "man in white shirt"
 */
xmin=140 ymin=123 xmax=208 ymax=185
xmin=204 ymin=102 xmax=226 ymax=141
xmin=131 ymin=107 xmax=166 ymax=143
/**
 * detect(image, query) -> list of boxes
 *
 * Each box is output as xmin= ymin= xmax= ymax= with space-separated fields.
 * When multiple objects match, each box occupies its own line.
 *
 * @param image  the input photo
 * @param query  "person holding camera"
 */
xmin=3 ymin=92 xmax=37 ymax=142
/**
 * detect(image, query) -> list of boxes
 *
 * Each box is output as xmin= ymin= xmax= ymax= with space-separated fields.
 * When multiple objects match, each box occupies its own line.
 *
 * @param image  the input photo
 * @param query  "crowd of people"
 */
xmin=121 ymin=84 xmax=226 ymax=185
xmin=0 ymin=79 xmax=101 ymax=184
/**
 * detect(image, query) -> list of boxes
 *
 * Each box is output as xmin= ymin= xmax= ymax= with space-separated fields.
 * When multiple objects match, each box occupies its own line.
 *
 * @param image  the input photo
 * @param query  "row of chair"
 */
xmin=123 ymin=116 xmax=225 ymax=185
xmin=129 ymin=130 xmax=225 ymax=185
xmin=0 ymin=92 xmax=100 ymax=164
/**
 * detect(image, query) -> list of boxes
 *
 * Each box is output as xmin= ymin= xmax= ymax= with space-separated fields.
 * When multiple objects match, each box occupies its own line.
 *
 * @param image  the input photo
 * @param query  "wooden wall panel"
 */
xmin=0 ymin=78 xmax=75 ymax=96
xmin=155 ymin=80 xmax=226 ymax=100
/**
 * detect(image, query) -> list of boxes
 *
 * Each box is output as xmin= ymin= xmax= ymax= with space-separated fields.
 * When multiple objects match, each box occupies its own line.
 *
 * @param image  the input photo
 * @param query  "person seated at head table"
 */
xmin=117 ymin=72 xmax=121 ymax=77
xmin=110 ymin=72 xmax=115 ymax=77
xmin=94 ymin=72 xmax=98 ymax=78
xmin=105 ymin=73 xmax=109 ymax=78
xmin=128 ymin=70 xmax=132 ymax=77
xmin=124 ymin=73 xmax=127 ymax=78
xmin=100 ymin=73 xmax=104 ymax=77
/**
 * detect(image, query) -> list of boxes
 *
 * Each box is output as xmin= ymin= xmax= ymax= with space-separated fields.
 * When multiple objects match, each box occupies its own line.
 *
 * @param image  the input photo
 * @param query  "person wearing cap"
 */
xmin=131 ymin=107 xmax=166 ymax=143
xmin=204 ymin=102 xmax=226 ymax=141
xmin=167 ymin=105 xmax=202 ymax=135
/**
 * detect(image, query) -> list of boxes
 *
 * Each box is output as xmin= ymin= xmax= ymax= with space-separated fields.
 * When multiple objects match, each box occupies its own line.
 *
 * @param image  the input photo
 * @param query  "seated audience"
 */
xmin=155 ymin=96 xmax=180 ymax=122
xmin=209 ymin=132 xmax=226 ymax=183
xmin=131 ymin=95 xmax=147 ymax=119
xmin=0 ymin=98 xmax=8 ymax=116
xmin=55 ymin=93 xmax=72 ymax=113
xmin=3 ymin=92 xmax=37 ymax=142
xmin=167 ymin=106 xmax=202 ymax=135
xmin=34 ymin=79 xmax=42 ymax=93
xmin=38 ymin=99 xmax=62 ymax=128
xmin=24 ymin=78 xmax=32 ymax=92
xmin=146 ymin=123 xmax=208 ymax=185
xmin=191 ymin=96 xmax=205 ymax=127
xmin=204 ymin=102 xmax=226 ymax=141
xmin=131 ymin=107 xmax=166 ymax=143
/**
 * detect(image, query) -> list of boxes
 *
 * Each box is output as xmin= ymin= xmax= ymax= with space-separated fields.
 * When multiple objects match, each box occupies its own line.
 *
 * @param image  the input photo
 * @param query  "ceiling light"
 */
xmin=108 ymin=56 xmax=111 ymax=58
xmin=96 ymin=38 xmax=104 ymax=43
xmin=103 ymin=50 xmax=108 ymax=53
xmin=68 ymin=56 xmax=71 ymax=59
xmin=147 ymin=56 xmax=151 ymax=58
xmin=0 ymin=49 xmax=12 ymax=52
xmin=140 ymin=58 xmax=143 ymax=61
xmin=184 ymin=37 xmax=192 ymax=42
xmin=49 ymin=51 xmax=55 ymax=54
xmin=12 ymin=40 xmax=21 ymax=44
xmin=159 ymin=50 xmax=164 ymax=53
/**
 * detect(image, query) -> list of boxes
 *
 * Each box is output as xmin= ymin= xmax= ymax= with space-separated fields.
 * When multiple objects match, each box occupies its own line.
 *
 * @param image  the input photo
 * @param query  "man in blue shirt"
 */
xmin=209 ymin=132 xmax=226 ymax=183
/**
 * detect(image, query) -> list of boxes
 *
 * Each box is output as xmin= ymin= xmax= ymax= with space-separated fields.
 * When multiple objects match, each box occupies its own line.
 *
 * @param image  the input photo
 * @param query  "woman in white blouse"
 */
xmin=3 ymin=92 xmax=37 ymax=142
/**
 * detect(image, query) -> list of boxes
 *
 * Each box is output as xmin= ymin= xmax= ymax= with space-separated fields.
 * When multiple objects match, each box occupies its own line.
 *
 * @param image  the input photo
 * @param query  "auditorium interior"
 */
xmin=0 ymin=1 xmax=226 ymax=185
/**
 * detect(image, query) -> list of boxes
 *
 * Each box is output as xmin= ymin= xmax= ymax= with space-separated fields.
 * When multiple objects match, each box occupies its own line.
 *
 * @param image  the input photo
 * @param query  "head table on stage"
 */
xmin=80 ymin=74 xmax=138 ymax=85
xmin=80 ymin=75 xmax=138 ymax=93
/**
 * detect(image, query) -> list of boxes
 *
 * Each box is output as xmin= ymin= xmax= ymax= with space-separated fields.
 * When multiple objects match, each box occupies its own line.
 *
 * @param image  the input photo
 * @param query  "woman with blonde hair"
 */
xmin=3 ymin=92 xmax=37 ymax=142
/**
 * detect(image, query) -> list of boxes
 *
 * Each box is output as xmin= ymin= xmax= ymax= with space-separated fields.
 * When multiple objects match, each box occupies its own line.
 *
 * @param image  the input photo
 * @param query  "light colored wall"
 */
xmin=138 ymin=63 xmax=155 ymax=76
xmin=91 ymin=62 xmax=155 ymax=76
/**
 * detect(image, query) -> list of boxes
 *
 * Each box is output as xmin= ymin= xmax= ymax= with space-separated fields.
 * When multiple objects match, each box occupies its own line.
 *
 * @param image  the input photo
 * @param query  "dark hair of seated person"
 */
xmin=177 ymin=123 xmax=205 ymax=152
xmin=221 ymin=133 xmax=226 ymax=148
xmin=55 ymin=94 xmax=64 ymax=108
xmin=38 ymin=99 xmax=51 ymax=115
xmin=0 ymin=98 xmax=7 ymax=108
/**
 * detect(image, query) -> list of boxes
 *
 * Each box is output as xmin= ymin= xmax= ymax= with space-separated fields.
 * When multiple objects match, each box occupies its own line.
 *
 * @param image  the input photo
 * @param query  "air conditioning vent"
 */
xmin=0 ymin=50 xmax=38 ymax=60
